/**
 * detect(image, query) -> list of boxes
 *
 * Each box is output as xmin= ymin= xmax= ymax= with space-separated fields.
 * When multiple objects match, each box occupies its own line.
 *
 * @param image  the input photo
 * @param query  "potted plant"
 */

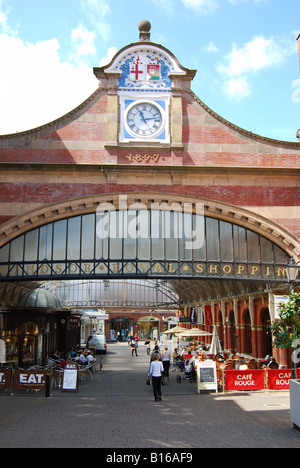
xmin=271 ymin=291 xmax=300 ymax=429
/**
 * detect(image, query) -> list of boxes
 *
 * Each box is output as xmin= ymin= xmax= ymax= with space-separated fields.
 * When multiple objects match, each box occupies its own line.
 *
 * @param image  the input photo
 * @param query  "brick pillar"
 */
xmin=235 ymin=325 xmax=243 ymax=353
xmin=279 ymin=347 xmax=291 ymax=368
xmin=225 ymin=324 xmax=233 ymax=352
xmin=251 ymin=325 xmax=259 ymax=358
xmin=255 ymin=326 xmax=265 ymax=358
xmin=105 ymin=321 xmax=110 ymax=340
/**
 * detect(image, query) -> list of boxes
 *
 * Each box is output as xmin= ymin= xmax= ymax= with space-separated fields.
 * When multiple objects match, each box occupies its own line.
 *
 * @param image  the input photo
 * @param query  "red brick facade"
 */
xmin=0 ymin=32 xmax=299 ymax=364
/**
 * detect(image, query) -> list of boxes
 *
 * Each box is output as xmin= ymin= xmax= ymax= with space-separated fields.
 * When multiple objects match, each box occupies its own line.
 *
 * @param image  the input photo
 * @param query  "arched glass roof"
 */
xmin=44 ymin=279 xmax=179 ymax=309
xmin=0 ymin=211 xmax=289 ymax=282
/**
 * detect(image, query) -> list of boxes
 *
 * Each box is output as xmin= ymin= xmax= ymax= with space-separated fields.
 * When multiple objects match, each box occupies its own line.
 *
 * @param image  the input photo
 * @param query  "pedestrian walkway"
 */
xmin=0 ymin=342 xmax=299 ymax=448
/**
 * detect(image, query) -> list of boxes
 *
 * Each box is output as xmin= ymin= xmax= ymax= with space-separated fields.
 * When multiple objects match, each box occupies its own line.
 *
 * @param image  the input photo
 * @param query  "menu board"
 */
xmin=62 ymin=368 xmax=78 ymax=392
xmin=196 ymin=361 xmax=218 ymax=393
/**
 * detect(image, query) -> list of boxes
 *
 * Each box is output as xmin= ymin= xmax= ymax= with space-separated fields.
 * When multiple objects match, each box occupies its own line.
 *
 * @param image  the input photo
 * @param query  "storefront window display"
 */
xmin=2 ymin=334 xmax=18 ymax=366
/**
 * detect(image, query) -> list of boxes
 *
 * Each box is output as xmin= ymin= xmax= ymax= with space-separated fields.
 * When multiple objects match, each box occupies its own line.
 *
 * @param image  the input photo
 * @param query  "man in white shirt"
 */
xmin=86 ymin=352 xmax=95 ymax=365
xmin=149 ymin=354 xmax=164 ymax=401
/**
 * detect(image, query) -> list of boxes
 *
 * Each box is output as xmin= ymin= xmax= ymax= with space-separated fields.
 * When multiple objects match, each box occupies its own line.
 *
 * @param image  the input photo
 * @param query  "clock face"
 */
xmin=126 ymin=102 xmax=163 ymax=138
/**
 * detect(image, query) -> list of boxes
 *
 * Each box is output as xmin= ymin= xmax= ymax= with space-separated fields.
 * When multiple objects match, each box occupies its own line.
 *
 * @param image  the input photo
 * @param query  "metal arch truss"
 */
xmin=44 ymin=278 xmax=180 ymax=310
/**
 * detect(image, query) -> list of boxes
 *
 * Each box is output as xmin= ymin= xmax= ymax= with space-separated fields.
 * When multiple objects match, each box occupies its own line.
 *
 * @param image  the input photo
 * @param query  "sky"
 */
xmin=0 ymin=0 xmax=299 ymax=141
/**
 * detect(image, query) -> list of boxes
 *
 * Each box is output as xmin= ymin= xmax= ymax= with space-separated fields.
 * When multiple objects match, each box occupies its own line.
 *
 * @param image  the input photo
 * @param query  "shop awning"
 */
xmin=81 ymin=310 xmax=109 ymax=320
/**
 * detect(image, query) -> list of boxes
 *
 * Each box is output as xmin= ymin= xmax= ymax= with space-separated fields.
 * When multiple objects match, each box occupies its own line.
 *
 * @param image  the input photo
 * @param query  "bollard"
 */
xmin=45 ymin=373 xmax=51 ymax=397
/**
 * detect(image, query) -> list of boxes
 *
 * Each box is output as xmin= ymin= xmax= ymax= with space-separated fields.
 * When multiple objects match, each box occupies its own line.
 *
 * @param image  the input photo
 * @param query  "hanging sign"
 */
xmin=196 ymin=360 xmax=218 ymax=393
xmin=190 ymin=307 xmax=196 ymax=324
xmin=204 ymin=306 xmax=212 ymax=326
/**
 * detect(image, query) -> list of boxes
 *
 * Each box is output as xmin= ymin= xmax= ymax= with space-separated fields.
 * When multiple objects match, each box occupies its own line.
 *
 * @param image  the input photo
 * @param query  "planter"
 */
xmin=290 ymin=379 xmax=300 ymax=430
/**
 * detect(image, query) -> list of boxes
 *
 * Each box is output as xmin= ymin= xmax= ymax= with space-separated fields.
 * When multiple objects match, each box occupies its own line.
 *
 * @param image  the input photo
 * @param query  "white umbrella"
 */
xmin=209 ymin=325 xmax=222 ymax=355
xmin=163 ymin=326 xmax=187 ymax=335
xmin=177 ymin=328 xmax=212 ymax=337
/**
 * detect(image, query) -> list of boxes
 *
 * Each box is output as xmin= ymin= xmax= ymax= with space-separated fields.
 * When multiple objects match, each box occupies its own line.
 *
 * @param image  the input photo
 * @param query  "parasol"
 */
xmin=209 ymin=325 xmax=223 ymax=355
xmin=163 ymin=326 xmax=187 ymax=335
xmin=177 ymin=327 xmax=212 ymax=337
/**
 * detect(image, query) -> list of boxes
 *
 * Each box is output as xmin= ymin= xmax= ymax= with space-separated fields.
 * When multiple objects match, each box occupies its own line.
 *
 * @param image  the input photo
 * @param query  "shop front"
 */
xmin=0 ymin=289 xmax=82 ymax=367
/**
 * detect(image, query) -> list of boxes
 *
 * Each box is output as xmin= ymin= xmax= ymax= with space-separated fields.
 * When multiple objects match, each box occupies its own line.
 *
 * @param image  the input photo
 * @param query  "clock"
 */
xmin=126 ymin=102 xmax=163 ymax=138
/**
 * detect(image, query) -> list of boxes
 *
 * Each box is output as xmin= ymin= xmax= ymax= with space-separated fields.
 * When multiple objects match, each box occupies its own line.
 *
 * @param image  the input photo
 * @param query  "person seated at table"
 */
xmin=86 ymin=351 xmax=95 ymax=365
xmin=194 ymin=354 xmax=204 ymax=370
xmin=50 ymin=350 xmax=61 ymax=363
xmin=74 ymin=353 xmax=80 ymax=363
xmin=172 ymin=348 xmax=184 ymax=370
xmin=235 ymin=358 xmax=248 ymax=370
xmin=268 ymin=357 xmax=279 ymax=369
xmin=261 ymin=355 xmax=270 ymax=366
xmin=79 ymin=349 xmax=88 ymax=365
xmin=183 ymin=349 xmax=193 ymax=361
xmin=60 ymin=354 xmax=69 ymax=368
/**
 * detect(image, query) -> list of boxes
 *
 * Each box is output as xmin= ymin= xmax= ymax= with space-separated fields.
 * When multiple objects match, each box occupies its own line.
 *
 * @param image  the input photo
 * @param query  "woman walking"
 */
xmin=148 ymin=354 xmax=164 ymax=401
xmin=161 ymin=346 xmax=171 ymax=383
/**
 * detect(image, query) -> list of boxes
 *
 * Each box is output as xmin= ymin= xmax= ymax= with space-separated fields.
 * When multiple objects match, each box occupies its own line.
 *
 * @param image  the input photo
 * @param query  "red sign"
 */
xmin=225 ymin=369 xmax=265 ymax=391
xmin=267 ymin=369 xmax=300 ymax=390
xmin=0 ymin=369 xmax=12 ymax=390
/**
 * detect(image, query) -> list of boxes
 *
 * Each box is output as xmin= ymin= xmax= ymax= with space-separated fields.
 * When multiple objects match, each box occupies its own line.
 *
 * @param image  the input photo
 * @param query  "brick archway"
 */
xmin=0 ymin=192 xmax=299 ymax=263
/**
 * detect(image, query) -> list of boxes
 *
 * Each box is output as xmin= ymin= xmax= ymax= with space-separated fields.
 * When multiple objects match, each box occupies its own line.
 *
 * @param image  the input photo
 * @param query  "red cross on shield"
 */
xmin=130 ymin=56 xmax=144 ymax=81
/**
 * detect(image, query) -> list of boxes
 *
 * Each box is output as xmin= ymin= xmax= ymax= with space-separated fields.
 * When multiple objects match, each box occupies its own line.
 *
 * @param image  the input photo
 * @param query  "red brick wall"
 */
xmin=0 ymin=91 xmax=299 ymax=242
xmin=0 ymin=182 xmax=298 ymax=207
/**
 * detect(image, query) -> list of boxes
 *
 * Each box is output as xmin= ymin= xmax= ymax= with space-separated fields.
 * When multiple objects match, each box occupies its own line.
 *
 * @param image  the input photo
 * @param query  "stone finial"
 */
xmin=138 ymin=20 xmax=151 ymax=41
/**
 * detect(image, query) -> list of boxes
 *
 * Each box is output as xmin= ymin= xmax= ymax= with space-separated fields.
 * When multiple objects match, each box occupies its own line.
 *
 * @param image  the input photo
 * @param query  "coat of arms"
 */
xmin=129 ymin=56 xmax=161 ymax=84
xmin=147 ymin=59 xmax=161 ymax=82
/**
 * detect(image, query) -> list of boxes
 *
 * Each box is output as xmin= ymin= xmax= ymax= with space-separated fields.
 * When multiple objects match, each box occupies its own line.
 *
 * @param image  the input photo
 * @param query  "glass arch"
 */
xmin=0 ymin=210 xmax=289 ymax=281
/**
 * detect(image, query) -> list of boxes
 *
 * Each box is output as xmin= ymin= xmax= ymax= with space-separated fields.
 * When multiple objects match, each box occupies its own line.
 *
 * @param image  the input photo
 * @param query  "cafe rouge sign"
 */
xmin=0 ymin=260 xmax=287 ymax=280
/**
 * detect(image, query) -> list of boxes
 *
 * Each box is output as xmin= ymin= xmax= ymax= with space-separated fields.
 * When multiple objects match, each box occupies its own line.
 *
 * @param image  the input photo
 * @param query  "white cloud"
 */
xmin=80 ymin=0 xmax=111 ymax=41
xmin=180 ymin=0 xmax=218 ymax=14
xmin=0 ymin=0 xmax=8 ymax=30
xmin=151 ymin=0 xmax=174 ymax=14
xmin=224 ymin=78 xmax=251 ymax=100
xmin=228 ymin=0 xmax=267 ymax=4
xmin=71 ymin=24 xmax=97 ymax=62
xmin=292 ymin=79 xmax=300 ymax=104
xmin=203 ymin=41 xmax=219 ymax=53
xmin=218 ymin=36 xmax=284 ymax=77
xmin=99 ymin=47 xmax=117 ymax=67
xmin=216 ymin=35 xmax=292 ymax=99
xmin=0 ymin=34 xmax=98 ymax=134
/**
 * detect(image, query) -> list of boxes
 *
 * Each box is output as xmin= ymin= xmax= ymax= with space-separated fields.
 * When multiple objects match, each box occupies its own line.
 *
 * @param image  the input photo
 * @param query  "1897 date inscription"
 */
xmin=126 ymin=153 xmax=163 ymax=163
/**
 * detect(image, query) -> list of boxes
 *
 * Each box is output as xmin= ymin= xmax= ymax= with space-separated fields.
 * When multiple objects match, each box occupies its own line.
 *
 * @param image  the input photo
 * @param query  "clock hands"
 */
xmin=139 ymin=111 xmax=147 ymax=124
xmin=127 ymin=104 xmax=162 ymax=137
xmin=138 ymin=111 xmax=159 ymax=122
